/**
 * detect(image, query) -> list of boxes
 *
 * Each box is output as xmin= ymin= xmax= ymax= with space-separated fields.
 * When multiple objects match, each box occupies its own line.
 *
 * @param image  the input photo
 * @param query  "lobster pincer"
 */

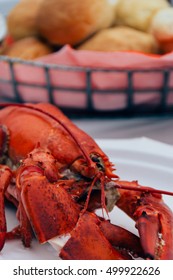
xmin=14 ymin=147 xmax=81 ymax=245
xmin=115 ymin=180 xmax=173 ymax=260
xmin=60 ymin=211 xmax=145 ymax=260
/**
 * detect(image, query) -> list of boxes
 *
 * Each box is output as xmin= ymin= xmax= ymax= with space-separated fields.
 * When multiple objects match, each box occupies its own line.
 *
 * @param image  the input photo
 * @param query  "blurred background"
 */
xmin=0 ymin=0 xmax=19 ymax=16
xmin=1 ymin=0 xmax=173 ymax=145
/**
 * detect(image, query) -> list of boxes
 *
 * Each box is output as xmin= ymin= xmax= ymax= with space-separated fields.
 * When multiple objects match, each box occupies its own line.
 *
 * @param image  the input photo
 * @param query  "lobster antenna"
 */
xmin=115 ymin=183 xmax=173 ymax=196
xmin=0 ymin=103 xmax=94 ymax=167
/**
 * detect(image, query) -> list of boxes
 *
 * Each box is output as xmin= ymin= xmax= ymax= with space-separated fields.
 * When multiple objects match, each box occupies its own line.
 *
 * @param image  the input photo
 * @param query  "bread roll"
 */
xmin=150 ymin=7 xmax=173 ymax=53
xmin=2 ymin=37 xmax=52 ymax=60
xmin=37 ymin=0 xmax=117 ymax=46
xmin=77 ymin=26 xmax=159 ymax=54
xmin=116 ymin=0 xmax=169 ymax=32
xmin=7 ymin=0 xmax=43 ymax=40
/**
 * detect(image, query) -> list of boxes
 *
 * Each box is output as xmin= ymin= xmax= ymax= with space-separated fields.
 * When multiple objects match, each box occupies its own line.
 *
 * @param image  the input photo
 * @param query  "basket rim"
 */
xmin=1 ymin=54 xmax=173 ymax=73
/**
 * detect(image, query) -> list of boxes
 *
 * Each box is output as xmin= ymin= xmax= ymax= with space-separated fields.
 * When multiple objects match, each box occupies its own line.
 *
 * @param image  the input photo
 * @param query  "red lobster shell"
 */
xmin=0 ymin=103 xmax=173 ymax=259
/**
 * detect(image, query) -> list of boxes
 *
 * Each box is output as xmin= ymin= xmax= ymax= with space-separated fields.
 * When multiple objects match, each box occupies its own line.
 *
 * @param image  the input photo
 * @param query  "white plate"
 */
xmin=1 ymin=138 xmax=173 ymax=260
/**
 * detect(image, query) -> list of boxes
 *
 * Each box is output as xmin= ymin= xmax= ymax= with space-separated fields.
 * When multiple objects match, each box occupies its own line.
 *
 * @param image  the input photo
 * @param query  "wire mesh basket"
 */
xmin=0 ymin=55 xmax=173 ymax=117
xmin=1 ymin=0 xmax=173 ymax=117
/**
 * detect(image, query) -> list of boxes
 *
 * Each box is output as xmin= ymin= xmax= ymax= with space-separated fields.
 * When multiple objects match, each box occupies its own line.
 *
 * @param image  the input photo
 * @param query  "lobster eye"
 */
xmin=90 ymin=154 xmax=104 ymax=171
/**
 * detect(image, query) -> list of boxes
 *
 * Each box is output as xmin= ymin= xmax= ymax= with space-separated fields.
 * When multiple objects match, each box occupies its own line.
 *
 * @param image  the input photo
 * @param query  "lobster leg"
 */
xmin=116 ymin=181 xmax=173 ymax=260
xmin=0 ymin=165 xmax=12 ymax=250
xmin=5 ymin=225 xmax=21 ymax=240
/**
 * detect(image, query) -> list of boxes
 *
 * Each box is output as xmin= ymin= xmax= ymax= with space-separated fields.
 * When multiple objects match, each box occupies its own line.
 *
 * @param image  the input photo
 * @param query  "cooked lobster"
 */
xmin=0 ymin=103 xmax=173 ymax=259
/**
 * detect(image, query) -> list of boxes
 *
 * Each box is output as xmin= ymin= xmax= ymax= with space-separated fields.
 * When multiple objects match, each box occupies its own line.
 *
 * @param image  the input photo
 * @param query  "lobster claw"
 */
xmin=17 ymin=166 xmax=80 ymax=243
xmin=116 ymin=181 xmax=173 ymax=260
xmin=99 ymin=219 xmax=144 ymax=258
xmin=135 ymin=199 xmax=173 ymax=260
xmin=60 ymin=212 xmax=128 ymax=260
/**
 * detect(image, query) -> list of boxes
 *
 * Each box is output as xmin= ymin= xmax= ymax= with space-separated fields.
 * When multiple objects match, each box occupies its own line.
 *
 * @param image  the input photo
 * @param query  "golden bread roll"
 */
xmin=36 ymin=0 xmax=117 ymax=46
xmin=116 ymin=0 xmax=169 ymax=32
xmin=2 ymin=37 xmax=52 ymax=60
xmin=7 ymin=0 xmax=43 ymax=40
xmin=150 ymin=7 xmax=173 ymax=53
xmin=77 ymin=26 xmax=159 ymax=54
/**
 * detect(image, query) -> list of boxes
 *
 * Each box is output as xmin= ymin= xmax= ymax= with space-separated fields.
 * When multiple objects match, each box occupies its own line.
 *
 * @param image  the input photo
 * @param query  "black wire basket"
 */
xmin=0 ymin=55 xmax=173 ymax=117
xmin=1 ymin=0 xmax=173 ymax=117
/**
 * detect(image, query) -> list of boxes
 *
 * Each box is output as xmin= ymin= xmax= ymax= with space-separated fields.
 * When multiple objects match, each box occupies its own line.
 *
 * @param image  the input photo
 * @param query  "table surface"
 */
xmin=74 ymin=115 xmax=173 ymax=145
xmin=1 ymin=1 xmax=173 ymax=146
